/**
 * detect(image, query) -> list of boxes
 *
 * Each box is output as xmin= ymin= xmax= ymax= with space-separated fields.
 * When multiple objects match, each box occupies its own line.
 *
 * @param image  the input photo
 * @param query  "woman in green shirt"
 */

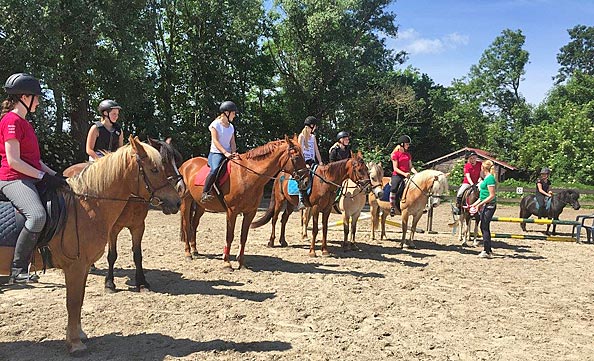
xmin=471 ymin=160 xmax=497 ymax=258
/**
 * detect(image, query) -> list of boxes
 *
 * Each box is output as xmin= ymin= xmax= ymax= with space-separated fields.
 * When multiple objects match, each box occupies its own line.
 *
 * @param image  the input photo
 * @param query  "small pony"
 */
xmin=519 ymin=189 xmax=581 ymax=235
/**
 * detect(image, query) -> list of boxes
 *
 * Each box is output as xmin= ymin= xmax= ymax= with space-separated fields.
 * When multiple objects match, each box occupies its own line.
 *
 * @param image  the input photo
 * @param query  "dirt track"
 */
xmin=1 ymin=203 xmax=594 ymax=360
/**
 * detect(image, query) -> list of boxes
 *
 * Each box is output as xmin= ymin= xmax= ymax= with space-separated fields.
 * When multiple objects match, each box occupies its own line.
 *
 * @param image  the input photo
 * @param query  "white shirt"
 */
xmin=301 ymin=134 xmax=316 ymax=162
xmin=209 ymin=119 xmax=234 ymax=153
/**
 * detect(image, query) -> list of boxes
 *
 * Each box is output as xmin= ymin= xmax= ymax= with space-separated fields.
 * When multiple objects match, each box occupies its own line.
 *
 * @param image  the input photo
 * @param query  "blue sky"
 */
xmin=386 ymin=0 xmax=594 ymax=105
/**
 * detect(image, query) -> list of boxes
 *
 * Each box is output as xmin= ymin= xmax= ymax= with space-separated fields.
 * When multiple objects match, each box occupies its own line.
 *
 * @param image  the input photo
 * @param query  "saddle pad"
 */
xmin=380 ymin=184 xmax=391 ymax=202
xmin=0 ymin=201 xmax=25 ymax=247
xmin=194 ymin=161 xmax=232 ymax=186
xmin=287 ymin=178 xmax=312 ymax=196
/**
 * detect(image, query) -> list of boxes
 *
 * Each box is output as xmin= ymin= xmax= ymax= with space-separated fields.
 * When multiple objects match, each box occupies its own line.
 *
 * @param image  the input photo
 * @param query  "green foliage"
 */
xmin=556 ymin=25 xmax=594 ymax=84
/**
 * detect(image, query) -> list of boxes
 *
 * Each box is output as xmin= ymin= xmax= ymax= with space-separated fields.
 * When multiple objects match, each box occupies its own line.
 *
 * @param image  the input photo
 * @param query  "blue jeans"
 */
xmin=207 ymin=152 xmax=226 ymax=176
xmin=480 ymin=204 xmax=497 ymax=253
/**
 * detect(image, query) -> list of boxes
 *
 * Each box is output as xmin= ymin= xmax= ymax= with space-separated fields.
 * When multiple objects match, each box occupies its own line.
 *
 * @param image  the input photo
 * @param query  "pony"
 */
xmin=250 ymin=154 xmax=377 ymax=253
xmin=24 ymin=136 xmax=180 ymax=353
xmin=63 ymin=138 xmax=184 ymax=292
xmin=457 ymin=185 xmax=480 ymax=247
xmin=178 ymin=135 xmax=307 ymax=269
xmin=369 ymin=170 xmax=449 ymax=248
xmin=519 ymin=189 xmax=581 ymax=235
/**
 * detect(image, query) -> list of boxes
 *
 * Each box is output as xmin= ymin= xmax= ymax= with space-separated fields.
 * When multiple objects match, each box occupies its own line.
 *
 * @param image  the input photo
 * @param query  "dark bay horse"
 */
xmin=179 ymin=135 xmax=307 ymax=269
xmin=519 ymin=189 xmax=581 ymax=234
xmin=457 ymin=185 xmax=480 ymax=247
xmin=251 ymin=154 xmax=375 ymax=253
xmin=39 ymin=137 xmax=180 ymax=353
xmin=63 ymin=138 xmax=184 ymax=292
xmin=369 ymin=170 xmax=449 ymax=248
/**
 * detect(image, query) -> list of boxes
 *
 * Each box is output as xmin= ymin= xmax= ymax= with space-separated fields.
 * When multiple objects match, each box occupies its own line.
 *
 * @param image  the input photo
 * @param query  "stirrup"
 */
xmin=8 ymin=272 xmax=39 ymax=284
xmin=390 ymin=207 xmax=396 ymax=217
xmin=200 ymin=192 xmax=215 ymax=203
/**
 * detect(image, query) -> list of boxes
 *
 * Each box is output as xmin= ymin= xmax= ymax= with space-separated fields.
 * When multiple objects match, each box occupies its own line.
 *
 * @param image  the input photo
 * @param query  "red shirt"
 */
xmin=0 ymin=112 xmax=42 ymax=180
xmin=463 ymin=161 xmax=482 ymax=184
xmin=391 ymin=150 xmax=412 ymax=175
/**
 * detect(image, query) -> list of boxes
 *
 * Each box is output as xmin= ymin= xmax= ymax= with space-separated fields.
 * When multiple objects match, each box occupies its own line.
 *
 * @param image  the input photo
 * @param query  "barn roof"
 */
xmin=422 ymin=147 xmax=517 ymax=171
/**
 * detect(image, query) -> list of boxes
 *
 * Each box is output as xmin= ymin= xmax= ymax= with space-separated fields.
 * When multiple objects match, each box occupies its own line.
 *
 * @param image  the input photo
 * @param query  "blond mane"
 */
xmin=410 ymin=169 xmax=449 ymax=196
xmin=67 ymin=142 xmax=162 ymax=195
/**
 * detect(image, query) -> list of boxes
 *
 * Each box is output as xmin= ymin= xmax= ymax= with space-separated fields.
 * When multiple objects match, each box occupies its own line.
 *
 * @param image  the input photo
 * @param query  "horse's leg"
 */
xmin=223 ymin=212 xmax=238 ymax=269
xmin=472 ymin=217 xmax=480 ymax=247
xmin=320 ymin=209 xmax=332 ymax=256
xmin=64 ymin=262 xmax=89 ymax=354
xmin=370 ymin=200 xmax=378 ymax=240
xmin=381 ymin=210 xmax=388 ymax=241
xmin=407 ymin=213 xmax=423 ymax=248
xmin=104 ymin=226 xmax=122 ymax=292
xmin=189 ymin=202 xmax=204 ymax=257
xmin=237 ymin=210 xmax=257 ymax=269
xmin=350 ymin=211 xmax=361 ymax=250
xmin=301 ymin=207 xmax=311 ymax=240
xmin=129 ymin=221 xmax=149 ymax=291
xmin=180 ymin=195 xmax=194 ymax=259
xmin=309 ymin=209 xmax=319 ymax=257
xmin=278 ymin=206 xmax=292 ymax=247
xmin=458 ymin=215 xmax=466 ymax=246
xmin=341 ymin=210 xmax=350 ymax=250
xmin=399 ymin=210 xmax=408 ymax=249
xmin=267 ymin=200 xmax=281 ymax=247
xmin=519 ymin=200 xmax=530 ymax=232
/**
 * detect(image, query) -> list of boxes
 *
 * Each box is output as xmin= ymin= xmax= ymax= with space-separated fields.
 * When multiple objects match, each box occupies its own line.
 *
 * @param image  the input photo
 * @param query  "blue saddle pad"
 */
xmin=287 ymin=179 xmax=301 ymax=196
xmin=380 ymin=184 xmax=391 ymax=202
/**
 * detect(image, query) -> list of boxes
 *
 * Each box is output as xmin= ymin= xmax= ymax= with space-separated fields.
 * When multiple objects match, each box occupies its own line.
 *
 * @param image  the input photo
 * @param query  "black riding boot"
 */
xmin=453 ymin=195 xmax=462 ymax=215
xmin=201 ymin=173 xmax=216 ymax=202
xmin=9 ymin=228 xmax=41 ymax=284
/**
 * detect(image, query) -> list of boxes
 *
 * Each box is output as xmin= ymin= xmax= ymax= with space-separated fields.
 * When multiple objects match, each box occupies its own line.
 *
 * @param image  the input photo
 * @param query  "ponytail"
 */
xmin=1 ymin=96 xmax=18 ymax=118
xmin=482 ymin=160 xmax=497 ymax=182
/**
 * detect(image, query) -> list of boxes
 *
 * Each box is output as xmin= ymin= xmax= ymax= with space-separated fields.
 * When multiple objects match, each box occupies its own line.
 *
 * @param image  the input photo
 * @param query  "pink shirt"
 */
xmin=391 ymin=150 xmax=412 ymax=175
xmin=0 ymin=112 xmax=42 ymax=180
xmin=463 ymin=161 xmax=482 ymax=184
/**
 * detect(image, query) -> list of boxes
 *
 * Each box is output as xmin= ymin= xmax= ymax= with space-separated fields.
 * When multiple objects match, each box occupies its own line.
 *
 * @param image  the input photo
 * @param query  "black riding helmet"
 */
xmin=467 ymin=150 xmax=478 ymax=159
xmin=97 ymin=99 xmax=122 ymax=124
xmin=219 ymin=100 xmax=238 ymax=113
xmin=304 ymin=116 xmax=318 ymax=126
xmin=3 ymin=73 xmax=43 ymax=114
xmin=398 ymin=135 xmax=411 ymax=145
xmin=336 ymin=131 xmax=350 ymax=141
xmin=540 ymin=167 xmax=551 ymax=174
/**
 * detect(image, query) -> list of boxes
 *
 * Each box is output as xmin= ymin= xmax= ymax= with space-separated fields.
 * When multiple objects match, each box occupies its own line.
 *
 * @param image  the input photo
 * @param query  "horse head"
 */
xmin=367 ymin=161 xmax=384 ymax=199
xmin=411 ymin=170 xmax=449 ymax=208
xmin=560 ymin=189 xmax=581 ymax=210
xmin=147 ymin=137 xmax=186 ymax=195
xmin=347 ymin=152 xmax=371 ymax=192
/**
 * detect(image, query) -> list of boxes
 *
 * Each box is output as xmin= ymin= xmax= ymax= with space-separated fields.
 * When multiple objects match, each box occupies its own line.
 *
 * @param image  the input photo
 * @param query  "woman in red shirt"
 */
xmin=0 ymin=73 xmax=67 ymax=284
xmin=389 ymin=135 xmax=417 ymax=216
xmin=453 ymin=151 xmax=482 ymax=214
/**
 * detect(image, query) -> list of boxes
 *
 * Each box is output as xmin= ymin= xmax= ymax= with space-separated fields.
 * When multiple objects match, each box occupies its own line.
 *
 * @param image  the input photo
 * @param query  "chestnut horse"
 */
xmin=63 ymin=138 xmax=184 ymax=292
xmin=251 ymin=153 xmax=371 ymax=256
xmin=458 ymin=185 xmax=480 ymax=246
xmin=43 ymin=137 xmax=180 ymax=353
xmin=179 ymin=135 xmax=307 ymax=269
xmin=369 ymin=170 xmax=449 ymax=248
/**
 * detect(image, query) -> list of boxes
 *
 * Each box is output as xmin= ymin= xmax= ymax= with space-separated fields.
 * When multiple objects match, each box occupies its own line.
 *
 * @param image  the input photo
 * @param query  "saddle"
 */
xmin=285 ymin=165 xmax=315 ymax=196
xmin=194 ymin=160 xmax=231 ymax=186
xmin=534 ymin=195 xmax=552 ymax=212
xmin=0 ymin=183 xmax=68 ymax=273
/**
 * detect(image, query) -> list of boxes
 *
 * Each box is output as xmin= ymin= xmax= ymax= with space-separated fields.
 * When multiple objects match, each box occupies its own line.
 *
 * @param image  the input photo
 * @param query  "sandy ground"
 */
xmin=1 ymin=201 xmax=594 ymax=361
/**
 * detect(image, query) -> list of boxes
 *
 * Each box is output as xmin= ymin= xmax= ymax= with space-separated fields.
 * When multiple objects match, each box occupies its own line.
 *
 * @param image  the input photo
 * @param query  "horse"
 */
xmin=178 ymin=135 xmax=307 ymax=269
xmin=63 ymin=138 xmax=184 ymax=292
xmin=369 ymin=170 xmax=449 ymax=248
xmin=13 ymin=136 xmax=180 ymax=353
xmin=250 ymin=155 xmax=377 ymax=253
xmin=458 ymin=185 xmax=480 ymax=247
xmin=519 ymin=189 xmax=581 ymax=235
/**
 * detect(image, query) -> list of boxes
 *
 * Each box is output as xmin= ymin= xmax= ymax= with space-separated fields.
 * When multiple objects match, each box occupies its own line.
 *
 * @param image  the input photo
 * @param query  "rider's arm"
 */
xmin=537 ymin=182 xmax=550 ymax=196
xmin=410 ymin=160 xmax=417 ymax=174
xmin=39 ymin=161 xmax=57 ymax=175
xmin=4 ymin=139 xmax=45 ymax=179
xmin=85 ymin=125 xmax=99 ymax=160
xmin=230 ymin=132 xmax=237 ymax=154
xmin=118 ymin=130 xmax=124 ymax=148
xmin=314 ymin=137 xmax=323 ymax=165
xmin=464 ymin=172 xmax=473 ymax=184
xmin=209 ymin=126 xmax=231 ymax=158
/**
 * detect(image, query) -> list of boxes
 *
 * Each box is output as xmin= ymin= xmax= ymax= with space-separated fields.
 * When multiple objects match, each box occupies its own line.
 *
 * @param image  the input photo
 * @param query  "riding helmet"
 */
xmin=304 ymin=116 xmax=318 ymax=126
xmin=336 ymin=131 xmax=350 ymax=141
xmin=467 ymin=150 xmax=478 ymax=158
xmin=540 ymin=167 xmax=551 ymax=174
xmin=219 ymin=100 xmax=238 ymax=113
xmin=98 ymin=99 xmax=122 ymax=114
xmin=3 ymin=73 xmax=43 ymax=95
xmin=398 ymin=135 xmax=411 ymax=145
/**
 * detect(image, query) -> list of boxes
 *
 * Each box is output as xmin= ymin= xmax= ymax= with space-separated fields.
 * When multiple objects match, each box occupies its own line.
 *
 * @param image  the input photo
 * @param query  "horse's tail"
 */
xmin=251 ymin=184 xmax=276 ymax=228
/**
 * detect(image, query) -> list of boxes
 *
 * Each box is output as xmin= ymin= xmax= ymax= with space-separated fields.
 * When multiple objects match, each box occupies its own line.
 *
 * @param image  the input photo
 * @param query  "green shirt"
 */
xmin=479 ymin=174 xmax=497 ymax=203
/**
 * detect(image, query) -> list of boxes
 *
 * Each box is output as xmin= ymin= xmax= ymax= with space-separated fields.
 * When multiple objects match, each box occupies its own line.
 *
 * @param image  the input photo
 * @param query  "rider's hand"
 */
xmin=42 ymin=173 xmax=69 ymax=188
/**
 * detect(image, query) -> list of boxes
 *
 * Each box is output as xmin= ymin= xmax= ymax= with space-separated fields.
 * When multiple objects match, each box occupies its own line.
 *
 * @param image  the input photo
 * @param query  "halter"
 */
xmin=228 ymin=140 xmax=307 ymax=181
xmin=312 ymin=158 xmax=371 ymax=194
xmin=135 ymin=153 xmax=173 ymax=207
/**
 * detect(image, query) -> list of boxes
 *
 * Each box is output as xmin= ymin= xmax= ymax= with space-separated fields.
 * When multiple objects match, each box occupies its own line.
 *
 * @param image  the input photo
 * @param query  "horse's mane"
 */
xmin=156 ymin=139 xmax=183 ymax=166
xmin=324 ymin=158 xmax=350 ymax=174
xmin=68 ymin=142 xmax=161 ymax=195
xmin=412 ymin=169 xmax=449 ymax=195
xmin=244 ymin=139 xmax=285 ymax=161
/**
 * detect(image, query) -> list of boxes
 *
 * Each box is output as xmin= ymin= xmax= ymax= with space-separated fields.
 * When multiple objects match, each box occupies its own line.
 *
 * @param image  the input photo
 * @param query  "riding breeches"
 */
xmin=0 ymin=179 xmax=46 ymax=232
xmin=457 ymin=183 xmax=471 ymax=197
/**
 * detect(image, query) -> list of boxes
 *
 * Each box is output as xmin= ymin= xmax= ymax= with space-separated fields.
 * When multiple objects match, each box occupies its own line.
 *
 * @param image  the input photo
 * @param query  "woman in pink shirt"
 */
xmin=0 ymin=73 xmax=67 ymax=284
xmin=389 ymin=135 xmax=417 ymax=216
xmin=453 ymin=151 xmax=482 ymax=214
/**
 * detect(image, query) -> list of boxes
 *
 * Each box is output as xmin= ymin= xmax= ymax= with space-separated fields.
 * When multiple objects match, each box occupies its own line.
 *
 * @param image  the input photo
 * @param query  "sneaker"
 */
xmin=200 ymin=192 xmax=215 ymax=203
xmin=478 ymin=250 xmax=492 ymax=259
xmin=390 ymin=207 xmax=396 ymax=217
xmin=8 ymin=272 xmax=39 ymax=284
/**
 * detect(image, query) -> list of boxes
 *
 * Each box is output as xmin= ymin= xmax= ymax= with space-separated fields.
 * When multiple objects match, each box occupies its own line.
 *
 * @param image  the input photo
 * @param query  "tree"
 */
xmin=556 ymin=25 xmax=594 ymax=84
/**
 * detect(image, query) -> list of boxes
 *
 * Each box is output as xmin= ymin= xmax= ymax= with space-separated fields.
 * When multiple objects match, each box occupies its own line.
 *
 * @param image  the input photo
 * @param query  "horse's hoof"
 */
xmin=68 ymin=341 xmax=88 ymax=355
xmin=280 ymin=241 xmax=288 ymax=247
xmin=460 ymin=241 xmax=468 ymax=247
xmin=185 ymin=254 xmax=193 ymax=261
xmin=321 ymin=250 xmax=331 ymax=257
xmin=79 ymin=329 xmax=88 ymax=341
xmin=104 ymin=286 xmax=116 ymax=294
xmin=223 ymin=262 xmax=234 ymax=271
xmin=137 ymin=284 xmax=151 ymax=293
xmin=308 ymin=251 xmax=317 ymax=258
xmin=266 ymin=241 xmax=274 ymax=248
xmin=192 ymin=251 xmax=200 ymax=257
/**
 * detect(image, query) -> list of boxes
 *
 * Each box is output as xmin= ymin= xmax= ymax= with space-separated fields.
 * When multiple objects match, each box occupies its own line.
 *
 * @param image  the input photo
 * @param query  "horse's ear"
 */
xmin=357 ymin=151 xmax=363 ymax=158
xmin=130 ymin=136 xmax=147 ymax=157
xmin=165 ymin=137 xmax=172 ymax=144
xmin=147 ymin=137 xmax=159 ymax=147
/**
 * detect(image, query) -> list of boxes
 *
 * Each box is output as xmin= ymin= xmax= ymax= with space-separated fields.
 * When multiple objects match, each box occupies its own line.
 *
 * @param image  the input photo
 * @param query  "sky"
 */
xmin=386 ymin=0 xmax=594 ymax=105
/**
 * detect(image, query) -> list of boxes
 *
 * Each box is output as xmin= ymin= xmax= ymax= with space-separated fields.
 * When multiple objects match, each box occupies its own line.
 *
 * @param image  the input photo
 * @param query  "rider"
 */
xmin=0 ymin=73 xmax=68 ymax=284
xmin=86 ymin=99 xmax=124 ymax=161
xmin=201 ymin=100 xmax=237 ymax=203
xmin=389 ymin=135 xmax=417 ymax=217
xmin=535 ymin=167 xmax=553 ymax=218
xmin=296 ymin=116 xmax=323 ymax=210
xmin=328 ymin=131 xmax=352 ymax=163
xmin=453 ymin=150 xmax=482 ymax=215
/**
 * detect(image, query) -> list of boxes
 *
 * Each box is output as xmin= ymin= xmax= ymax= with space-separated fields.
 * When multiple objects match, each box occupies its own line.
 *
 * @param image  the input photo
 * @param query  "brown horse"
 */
xmin=369 ymin=170 xmax=449 ymax=248
xmin=63 ymin=138 xmax=184 ymax=292
xmin=457 ymin=185 xmax=480 ymax=246
xmin=179 ymin=135 xmax=307 ymax=269
xmin=251 ymin=153 xmax=371 ymax=256
xmin=39 ymin=136 xmax=180 ymax=353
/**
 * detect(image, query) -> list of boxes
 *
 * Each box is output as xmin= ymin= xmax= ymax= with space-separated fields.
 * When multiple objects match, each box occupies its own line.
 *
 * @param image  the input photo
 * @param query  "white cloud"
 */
xmin=395 ymin=28 xmax=469 ymax=55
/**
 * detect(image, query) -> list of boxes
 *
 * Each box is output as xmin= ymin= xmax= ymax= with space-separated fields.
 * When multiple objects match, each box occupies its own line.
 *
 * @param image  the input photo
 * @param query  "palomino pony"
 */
xmin=458 ymin=185 xmax=480 ymax=247
xmin=519 ymin=189 xmax=581 ymax=235
xmin=42 ymin=137 xmax=180 ymax=353
xmin=179 ymin=135 xmax=307 ymax=269
xmin=63 ymin=138 xmax=184 ymax=292
xmin=369 ymin=170 xmax=449 ymax=248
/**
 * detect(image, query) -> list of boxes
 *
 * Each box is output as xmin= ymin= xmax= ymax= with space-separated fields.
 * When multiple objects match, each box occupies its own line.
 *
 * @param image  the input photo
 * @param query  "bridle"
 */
xmin=134 ymin=153 xmax=173 ymax=207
